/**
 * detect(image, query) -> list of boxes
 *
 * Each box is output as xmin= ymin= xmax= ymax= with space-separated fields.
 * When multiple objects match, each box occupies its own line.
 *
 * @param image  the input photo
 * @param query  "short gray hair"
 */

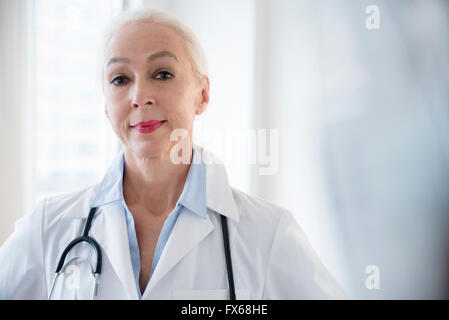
xmin=98 ymin=7 xmax=208 ymax=89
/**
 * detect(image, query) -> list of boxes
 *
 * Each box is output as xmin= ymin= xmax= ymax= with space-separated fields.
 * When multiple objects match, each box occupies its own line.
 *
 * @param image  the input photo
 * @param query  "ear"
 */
xmin=195 ymin=76 xmax=210 ymax=116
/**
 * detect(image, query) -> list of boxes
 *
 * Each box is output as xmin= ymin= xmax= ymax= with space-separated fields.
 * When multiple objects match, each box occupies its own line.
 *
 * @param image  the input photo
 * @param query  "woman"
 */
xmin=0 ymin=8 xmax=345 ymax=299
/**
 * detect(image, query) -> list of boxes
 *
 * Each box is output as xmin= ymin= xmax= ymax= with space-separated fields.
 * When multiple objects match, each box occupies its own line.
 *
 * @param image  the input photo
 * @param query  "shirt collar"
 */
xmin=90 ymin=147 xmax=207 ymax=220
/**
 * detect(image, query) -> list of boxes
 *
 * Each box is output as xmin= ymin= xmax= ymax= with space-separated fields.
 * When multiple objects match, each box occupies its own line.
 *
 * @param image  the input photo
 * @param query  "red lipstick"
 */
xmin=131 ymin=120 xmax=167 ymax=133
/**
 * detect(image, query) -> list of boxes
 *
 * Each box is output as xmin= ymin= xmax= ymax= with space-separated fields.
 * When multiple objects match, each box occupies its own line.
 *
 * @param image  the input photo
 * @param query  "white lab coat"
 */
xmin=0 ymin=144 xmax=346 ymax=299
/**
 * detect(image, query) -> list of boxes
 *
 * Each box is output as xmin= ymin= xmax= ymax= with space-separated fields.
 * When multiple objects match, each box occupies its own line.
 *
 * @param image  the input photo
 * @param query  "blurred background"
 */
xmin=1 ymin=0 xmax=448 ymax=299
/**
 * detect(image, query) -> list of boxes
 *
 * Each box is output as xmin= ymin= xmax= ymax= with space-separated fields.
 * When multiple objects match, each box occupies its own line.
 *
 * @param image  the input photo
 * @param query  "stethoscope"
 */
xmin=48 ymin=206 xmax=236 ymax=300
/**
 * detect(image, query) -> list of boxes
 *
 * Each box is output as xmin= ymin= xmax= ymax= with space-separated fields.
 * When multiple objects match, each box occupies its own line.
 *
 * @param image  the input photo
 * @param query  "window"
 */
xmin=34 ymin=0 xmax=122 ymax=202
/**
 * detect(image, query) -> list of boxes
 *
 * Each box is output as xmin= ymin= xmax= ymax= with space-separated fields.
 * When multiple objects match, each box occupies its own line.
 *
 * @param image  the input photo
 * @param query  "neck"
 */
xmin=123 ymin=144 xmax=193 ymax=217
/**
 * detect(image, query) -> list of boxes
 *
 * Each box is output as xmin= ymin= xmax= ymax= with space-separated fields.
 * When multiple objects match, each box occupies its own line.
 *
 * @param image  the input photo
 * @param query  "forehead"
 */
xmin=105 ymin=21 xmax=189 ymax=65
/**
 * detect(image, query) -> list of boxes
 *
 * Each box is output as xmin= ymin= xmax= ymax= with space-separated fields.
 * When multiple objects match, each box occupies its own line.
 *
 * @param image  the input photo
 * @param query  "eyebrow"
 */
xmin=106 ymin=50 xmax=178 ymax=67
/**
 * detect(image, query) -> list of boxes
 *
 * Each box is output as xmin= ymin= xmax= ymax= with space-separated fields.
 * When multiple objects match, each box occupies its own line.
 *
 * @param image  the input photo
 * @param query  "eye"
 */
xmin=154 ymin=71 xmax=174 ymax=80
xmin=110 ymin=75 xmax=129 ymax=86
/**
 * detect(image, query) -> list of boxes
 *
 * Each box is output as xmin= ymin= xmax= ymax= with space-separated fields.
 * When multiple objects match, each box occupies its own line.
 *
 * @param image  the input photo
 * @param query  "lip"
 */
xmin=131 ymin=120 xmax=167 ymax=134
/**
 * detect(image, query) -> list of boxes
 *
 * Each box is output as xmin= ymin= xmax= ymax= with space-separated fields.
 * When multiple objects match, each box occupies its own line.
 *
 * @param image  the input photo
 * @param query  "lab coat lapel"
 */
xmin=143 ymin=146 xmax=240 ymax=297
xmin=89 ymin=202 xmax=139 ymax=299
xmin=144 ymin=210 xmax=215 ymax=296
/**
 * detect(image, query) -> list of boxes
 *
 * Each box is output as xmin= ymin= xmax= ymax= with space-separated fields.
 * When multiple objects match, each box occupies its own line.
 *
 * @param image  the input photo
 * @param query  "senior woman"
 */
xmin=0 ymin=8 xmax=345 ymax=300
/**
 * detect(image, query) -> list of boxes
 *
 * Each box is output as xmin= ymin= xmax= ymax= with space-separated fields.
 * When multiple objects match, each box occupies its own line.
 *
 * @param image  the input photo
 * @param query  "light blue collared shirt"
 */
xmin=90 ymin=148 xmax=207 ymax=299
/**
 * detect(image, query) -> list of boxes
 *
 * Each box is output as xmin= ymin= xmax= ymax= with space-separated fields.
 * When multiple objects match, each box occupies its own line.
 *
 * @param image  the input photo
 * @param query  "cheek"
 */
xmin=166 ymin=103 xmax=194 ymax=130
xmin=105 ymin=92 xmax=128 ymax=122
xmin=165 ymin=87 xmax=198 ymax=125
xmin=106 ymin=105 xmax=128 ymax=131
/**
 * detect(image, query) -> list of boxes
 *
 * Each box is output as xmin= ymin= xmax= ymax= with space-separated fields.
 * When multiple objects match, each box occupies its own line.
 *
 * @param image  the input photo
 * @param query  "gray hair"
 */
xmin=97 ymin=7 xmax=208 ymax=89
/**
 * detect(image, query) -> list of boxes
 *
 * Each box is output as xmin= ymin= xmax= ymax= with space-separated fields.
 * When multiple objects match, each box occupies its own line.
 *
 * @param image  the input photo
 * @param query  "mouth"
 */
xmin=131 ymin=120 xmax=167 ymax=134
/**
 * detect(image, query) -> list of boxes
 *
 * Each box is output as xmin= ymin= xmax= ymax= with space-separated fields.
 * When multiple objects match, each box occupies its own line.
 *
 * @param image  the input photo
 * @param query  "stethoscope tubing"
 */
xmin=49 ymin=207 xmax=236 ymax=300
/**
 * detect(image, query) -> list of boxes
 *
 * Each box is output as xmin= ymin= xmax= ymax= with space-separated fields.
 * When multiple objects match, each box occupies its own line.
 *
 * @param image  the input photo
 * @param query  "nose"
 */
xmin=131 ymin=78 xmax=155 ymax=108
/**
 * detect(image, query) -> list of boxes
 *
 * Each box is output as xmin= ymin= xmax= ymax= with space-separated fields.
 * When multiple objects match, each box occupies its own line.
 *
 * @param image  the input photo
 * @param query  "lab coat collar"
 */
xmin=195 ymin=143 xmax=240 ymax=222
